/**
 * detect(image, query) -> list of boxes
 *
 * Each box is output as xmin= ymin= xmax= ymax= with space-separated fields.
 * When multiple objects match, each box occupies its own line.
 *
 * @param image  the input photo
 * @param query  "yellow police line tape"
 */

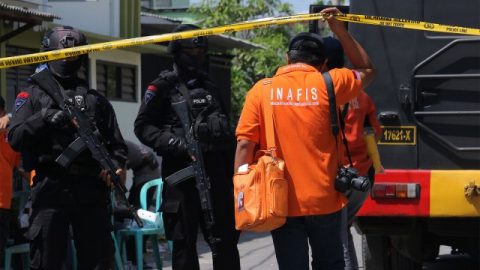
xmin=0 ymin=12 xmax=479 ymax=69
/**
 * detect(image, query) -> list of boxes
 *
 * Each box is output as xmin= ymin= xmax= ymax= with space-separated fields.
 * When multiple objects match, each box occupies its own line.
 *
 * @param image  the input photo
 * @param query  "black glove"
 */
xmin=42 ymin=108 xmax=70 ymax=129
xmin=167 ymin=135 xmax=189 ymax=157
xmin=207 ymin=112 xmax=231 ymax=139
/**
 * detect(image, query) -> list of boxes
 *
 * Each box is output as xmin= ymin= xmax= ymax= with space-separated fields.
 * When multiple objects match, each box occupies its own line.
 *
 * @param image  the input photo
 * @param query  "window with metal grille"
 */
xmin=96 ymin=61 xmax=137 ymax=102
xmin=143 ymin=0 xmax=172 ymax=8
xmin=153 ymin=0 xmax=172 ymax=8
xmin=6 ymin=46 xmax=36 ymax=100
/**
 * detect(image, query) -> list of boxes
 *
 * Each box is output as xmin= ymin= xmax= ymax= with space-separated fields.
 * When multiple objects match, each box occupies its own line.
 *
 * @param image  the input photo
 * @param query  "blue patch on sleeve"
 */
xmin=144 ymin=90 xmax=156 ymax=104
xmin=35 ymin=63 xmax=49 ymax=73
xmin=15 ymin=98 xmax=27 ymax=112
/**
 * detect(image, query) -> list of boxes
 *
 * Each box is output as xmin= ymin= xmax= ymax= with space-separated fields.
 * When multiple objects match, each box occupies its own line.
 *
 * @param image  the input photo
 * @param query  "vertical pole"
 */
xmin=0 ymin=21 xmax=6 ymax=100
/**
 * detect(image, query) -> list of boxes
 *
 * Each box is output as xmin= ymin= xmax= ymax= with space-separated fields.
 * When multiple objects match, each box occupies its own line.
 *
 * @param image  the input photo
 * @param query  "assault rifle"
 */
xmin=168 ymin=95 xmax=220 ymax=258
xmin=31 ymin=69 xmax=143 ymax=227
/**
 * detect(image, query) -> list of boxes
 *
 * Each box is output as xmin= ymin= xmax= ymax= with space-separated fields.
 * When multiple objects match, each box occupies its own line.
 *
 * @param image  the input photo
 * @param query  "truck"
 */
xmin=310 ymin=1 xmax=479 ymax=269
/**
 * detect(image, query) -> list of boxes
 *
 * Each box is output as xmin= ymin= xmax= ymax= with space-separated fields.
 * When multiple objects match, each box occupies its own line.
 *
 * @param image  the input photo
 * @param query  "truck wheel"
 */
xmin=390 ymin=245 xmax=422 ymax=270
xmin=362 ymin=234 xmax=423 ymax=270
xmin=465 ymin=244 xmax=480 ymax=270
xmin=362 ymin=234 xmax=388 ymax=270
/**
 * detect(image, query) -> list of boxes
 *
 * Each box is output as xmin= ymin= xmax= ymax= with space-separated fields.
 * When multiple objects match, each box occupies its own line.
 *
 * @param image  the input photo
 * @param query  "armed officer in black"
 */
xmin=134 ymin=24 xmax=240 ymax=270
xmin=8 ymin=26 xmax=127 ymax=270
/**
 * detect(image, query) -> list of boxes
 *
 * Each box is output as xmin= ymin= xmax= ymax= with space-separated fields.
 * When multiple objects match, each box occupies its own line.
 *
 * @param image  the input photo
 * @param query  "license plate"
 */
xmin=378 ymin=126 xmax=416 ymax=145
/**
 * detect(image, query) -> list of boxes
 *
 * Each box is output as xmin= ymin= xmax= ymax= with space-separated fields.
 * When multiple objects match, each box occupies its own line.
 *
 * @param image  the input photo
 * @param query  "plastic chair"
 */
xmin=109 ymin=190 xmax=126 ymax=270
xmin=4 ymin=184 xmax=31 ymax=270
xmin=116 ymin=178 xmax=164 ymax=270
xmin=4 ymin=243 xmax=29 ymax=270
xmin=4 ymin=240 xmax=78 ymax=270
xmin=111 ymin=231 xmax=124 ymax=270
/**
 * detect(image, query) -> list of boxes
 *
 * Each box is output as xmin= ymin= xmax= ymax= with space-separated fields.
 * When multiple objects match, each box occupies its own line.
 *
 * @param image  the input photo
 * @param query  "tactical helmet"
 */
xmin=167 ymin=24 xmax=208 ymax=54
xmin=41 ymin=26 xmax=87 ymax=51
xmin=288 ymin=32 xmax=325 ymax=61
xmin=41 ymin=26 xmax=88 ymax=79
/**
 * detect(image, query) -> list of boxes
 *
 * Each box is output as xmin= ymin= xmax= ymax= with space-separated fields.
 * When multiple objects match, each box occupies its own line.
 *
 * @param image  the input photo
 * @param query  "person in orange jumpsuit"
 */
xmin=323 ymin=37 xmax=383 ymax=269
xmin=0 ymin=95 xmax=21 ymax=264
xmin=235 ymin=8 xmax=375 ymax=269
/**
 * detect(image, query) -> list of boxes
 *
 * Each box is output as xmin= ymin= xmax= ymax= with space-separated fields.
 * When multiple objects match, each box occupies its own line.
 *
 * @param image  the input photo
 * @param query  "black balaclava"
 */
xmin=41 ymin=26 xmax=88 ymax=79
xmin=168 ymin=24 xmax=208 ymax=79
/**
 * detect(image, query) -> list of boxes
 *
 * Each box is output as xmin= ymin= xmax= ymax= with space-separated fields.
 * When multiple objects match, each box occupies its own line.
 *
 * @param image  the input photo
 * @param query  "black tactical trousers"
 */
xmin=27 ymin=204 xmax=113 ymax=270
xmin=164 ymin=184 xmax=241 ymax=270
xmin=0 ymin=208 xmax=10 ymax=264
xmin=162 ymin=153 xmax=240 ymax=270
xmin=26 ymin=175 xmax=114 ymax=270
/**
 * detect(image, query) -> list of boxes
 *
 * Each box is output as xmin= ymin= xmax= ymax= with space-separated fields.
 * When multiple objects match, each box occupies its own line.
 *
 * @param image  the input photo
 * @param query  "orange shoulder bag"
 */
xmin=233 ymin=84 xmax=288 ymax=232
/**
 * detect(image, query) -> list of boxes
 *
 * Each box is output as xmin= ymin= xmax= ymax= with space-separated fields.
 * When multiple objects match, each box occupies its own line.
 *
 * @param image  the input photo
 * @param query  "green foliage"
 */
xmin=189 ymin=0 xmax=307 ymax=125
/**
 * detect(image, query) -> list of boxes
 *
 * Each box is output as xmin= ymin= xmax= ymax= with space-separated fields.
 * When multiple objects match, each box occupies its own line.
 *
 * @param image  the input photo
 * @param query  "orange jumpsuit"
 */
xmin=0 ymin=130 xmax=20 ymax=209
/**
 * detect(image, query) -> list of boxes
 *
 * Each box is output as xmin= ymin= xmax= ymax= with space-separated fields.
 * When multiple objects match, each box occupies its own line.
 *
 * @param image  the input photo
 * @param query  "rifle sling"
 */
xmin=169 ymin=81 xmax=197 ymax=186
xmin=30 ymin=69 xmax=66 ymax=108
xmin=177 ymin=81 xmax=193 ymax=108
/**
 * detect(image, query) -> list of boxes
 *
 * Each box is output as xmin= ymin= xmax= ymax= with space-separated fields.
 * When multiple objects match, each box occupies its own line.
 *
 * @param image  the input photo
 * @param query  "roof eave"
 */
xmin=0 ymin=3 xmax=60 ymax=24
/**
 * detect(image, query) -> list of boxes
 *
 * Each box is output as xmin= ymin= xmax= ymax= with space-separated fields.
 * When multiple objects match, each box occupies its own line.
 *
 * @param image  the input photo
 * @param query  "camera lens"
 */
xmin=351 ymin=176 xmax=370 ymax=192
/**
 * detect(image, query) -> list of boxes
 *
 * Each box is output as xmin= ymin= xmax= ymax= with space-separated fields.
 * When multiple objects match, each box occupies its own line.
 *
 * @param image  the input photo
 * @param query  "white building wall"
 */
xmin=39 ymin=0 xmax=120 ymax=37
xmin=89 ymin=50 xmax=142 ymax=144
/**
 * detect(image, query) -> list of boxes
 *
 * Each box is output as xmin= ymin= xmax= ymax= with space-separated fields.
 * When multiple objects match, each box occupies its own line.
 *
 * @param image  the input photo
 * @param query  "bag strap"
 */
xmin=262 ymin=81 xmax=276 ymax=152
xmin=341 ymin=103 xmax=350 ymax=119
xmin=322 ymin=72 xmax=353 ymax=166
xmin=323 ymin=71 xmax=339 ymax=136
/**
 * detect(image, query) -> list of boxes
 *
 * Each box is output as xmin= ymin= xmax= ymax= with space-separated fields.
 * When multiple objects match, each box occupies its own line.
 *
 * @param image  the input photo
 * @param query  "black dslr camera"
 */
xmin=335 ymin=167 xmax=370 ymax=193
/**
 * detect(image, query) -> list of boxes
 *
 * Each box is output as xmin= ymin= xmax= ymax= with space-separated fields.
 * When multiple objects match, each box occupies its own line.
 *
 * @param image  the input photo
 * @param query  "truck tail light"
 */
xmin=371 ymin=183 xmax=420 ymax=199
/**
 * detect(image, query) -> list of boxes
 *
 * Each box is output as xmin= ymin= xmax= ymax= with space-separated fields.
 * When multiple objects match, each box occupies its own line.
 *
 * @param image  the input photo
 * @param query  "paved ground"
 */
xmin=144 ymin=227 xmax=363 ymax=270
xmin=143 ymin=231 xmax=278 ymax=270
xmin=140 ymin=227 xmax=475 ymax=270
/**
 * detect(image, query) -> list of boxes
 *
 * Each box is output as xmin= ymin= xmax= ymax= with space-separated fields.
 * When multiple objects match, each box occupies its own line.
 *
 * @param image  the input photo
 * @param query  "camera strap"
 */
xmin=262 ymin=80 xmax=278 ymax=155
xmin=322 ymin=71 xmax=353 ymax=166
